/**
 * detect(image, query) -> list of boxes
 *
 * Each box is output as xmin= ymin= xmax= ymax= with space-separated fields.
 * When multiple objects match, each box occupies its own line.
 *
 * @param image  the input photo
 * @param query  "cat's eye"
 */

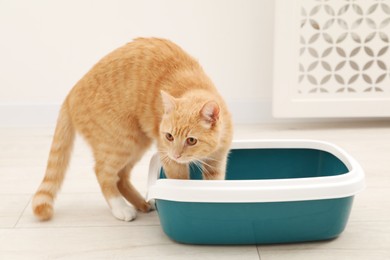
xmin=186 ymin=137 xmax=197 ymax=146
xmin=165 ymin=133 xmax=174 ymax=142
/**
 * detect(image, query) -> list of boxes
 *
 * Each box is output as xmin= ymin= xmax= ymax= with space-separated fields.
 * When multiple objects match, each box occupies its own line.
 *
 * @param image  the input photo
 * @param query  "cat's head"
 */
xmin=159 ymin=91 xmax=221 ymax=164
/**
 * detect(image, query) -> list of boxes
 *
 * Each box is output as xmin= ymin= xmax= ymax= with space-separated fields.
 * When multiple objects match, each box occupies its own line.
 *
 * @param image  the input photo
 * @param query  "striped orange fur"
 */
xmin=33 ymin=103 xmax=75 ymax=220
xmin=32 ymin=38 xmax=233 ymax=221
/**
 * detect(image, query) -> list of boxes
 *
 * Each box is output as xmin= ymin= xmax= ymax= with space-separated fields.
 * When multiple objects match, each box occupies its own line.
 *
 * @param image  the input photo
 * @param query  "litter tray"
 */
xmin=147 ymin=139 xmax=365 ymax=245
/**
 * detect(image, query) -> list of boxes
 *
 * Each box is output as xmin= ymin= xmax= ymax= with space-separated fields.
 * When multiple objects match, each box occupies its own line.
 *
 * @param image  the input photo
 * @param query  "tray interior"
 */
xmin=160 ymin=148 xmax=349 ymax=180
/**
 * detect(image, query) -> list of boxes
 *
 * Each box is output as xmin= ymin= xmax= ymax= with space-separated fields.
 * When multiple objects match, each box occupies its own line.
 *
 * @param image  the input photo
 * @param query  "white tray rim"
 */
xmin=146 ymin=139 xmax=365 ymax=203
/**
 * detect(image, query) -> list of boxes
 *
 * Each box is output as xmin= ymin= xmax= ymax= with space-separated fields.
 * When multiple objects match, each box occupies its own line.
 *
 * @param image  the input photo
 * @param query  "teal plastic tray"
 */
xmin=147 ymin=140 xmax=365 ymax=245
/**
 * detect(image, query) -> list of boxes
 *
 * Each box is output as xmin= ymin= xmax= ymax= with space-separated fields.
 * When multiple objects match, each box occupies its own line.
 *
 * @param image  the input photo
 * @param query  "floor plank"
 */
xmin=1 ymin=122 xmax=389 ymax=259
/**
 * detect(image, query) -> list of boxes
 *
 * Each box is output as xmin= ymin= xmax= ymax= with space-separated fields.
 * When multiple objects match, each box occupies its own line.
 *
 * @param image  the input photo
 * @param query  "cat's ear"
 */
xmin=160 ymin=90 xmax=176 ymax=114
xmin=200 ymin=101 xmax=220 ymax=127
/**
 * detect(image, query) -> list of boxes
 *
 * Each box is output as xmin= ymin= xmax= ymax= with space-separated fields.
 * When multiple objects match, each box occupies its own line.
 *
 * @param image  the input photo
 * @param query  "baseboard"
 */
xmin=0 ymin=100 xmax=275 ymax=127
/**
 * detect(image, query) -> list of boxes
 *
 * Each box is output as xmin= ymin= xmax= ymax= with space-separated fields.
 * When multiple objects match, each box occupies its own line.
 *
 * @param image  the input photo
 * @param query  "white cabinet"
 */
xmin=273 ymin=0 xmax=390 ymax=118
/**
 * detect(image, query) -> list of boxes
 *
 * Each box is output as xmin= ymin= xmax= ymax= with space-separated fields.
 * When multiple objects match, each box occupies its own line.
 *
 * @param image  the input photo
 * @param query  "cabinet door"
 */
xmin=273 ymin=0 xmax=390 ymax=118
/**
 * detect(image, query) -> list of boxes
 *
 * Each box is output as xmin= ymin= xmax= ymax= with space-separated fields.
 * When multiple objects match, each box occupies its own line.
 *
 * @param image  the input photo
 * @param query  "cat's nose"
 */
xmin=174 ymin=154 xmax=182 ymax=159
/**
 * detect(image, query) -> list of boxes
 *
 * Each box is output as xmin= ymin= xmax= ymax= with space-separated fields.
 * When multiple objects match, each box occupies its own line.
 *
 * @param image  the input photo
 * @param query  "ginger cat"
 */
xmin=32 ymin=38 xmax=233 ymax=222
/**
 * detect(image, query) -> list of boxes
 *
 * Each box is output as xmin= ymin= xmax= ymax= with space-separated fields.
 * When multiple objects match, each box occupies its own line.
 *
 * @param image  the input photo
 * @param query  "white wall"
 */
xmin=0 ymin=0 xmax=275 ymax=125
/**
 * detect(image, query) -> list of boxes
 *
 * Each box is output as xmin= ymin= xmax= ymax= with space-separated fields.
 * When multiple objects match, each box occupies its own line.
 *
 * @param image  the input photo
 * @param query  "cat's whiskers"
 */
xmin=188 ymin=156 xmax=220 ymax=179
xmin=191 ymin=160 xmax=211 ymax=179
xmin=201 ymin=157 xmax=220 ymax=162
xmin=189 ymin=162 xmax=202 ymax=177
xmin=158 ymin=152 xmax=172 ymax=167
xmin=195 ymin=157 xmax=219 ymax=170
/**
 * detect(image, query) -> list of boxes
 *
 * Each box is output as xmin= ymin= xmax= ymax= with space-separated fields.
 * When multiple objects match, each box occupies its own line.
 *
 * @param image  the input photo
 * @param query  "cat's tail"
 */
xmin=32 ymin=101 xmax=75 ymax=221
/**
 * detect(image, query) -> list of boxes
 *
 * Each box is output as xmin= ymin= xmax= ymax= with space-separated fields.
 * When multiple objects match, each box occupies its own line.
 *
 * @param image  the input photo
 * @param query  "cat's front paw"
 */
xmin=111 ymin=205 xmax=137 ymax=221
xmin=109 ymin=197 xmax=137 ymax=221
xmin=137 ymin=200 xmax=155 ymax=213
xmin=148 ymin=199 xmax=156 ymax=211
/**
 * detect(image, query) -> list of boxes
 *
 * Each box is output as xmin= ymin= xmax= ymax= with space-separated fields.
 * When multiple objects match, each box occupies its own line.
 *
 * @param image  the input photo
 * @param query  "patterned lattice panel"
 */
xmin=298 ymin=0 xmax=390 ymax=94
xmin=273 ymin=0 xmax=390 ymax=117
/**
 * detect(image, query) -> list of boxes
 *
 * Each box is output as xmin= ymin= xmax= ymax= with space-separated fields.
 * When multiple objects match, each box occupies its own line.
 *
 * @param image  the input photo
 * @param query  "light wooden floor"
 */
xmin=0 ymin=121 xmax=389 ymax=259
